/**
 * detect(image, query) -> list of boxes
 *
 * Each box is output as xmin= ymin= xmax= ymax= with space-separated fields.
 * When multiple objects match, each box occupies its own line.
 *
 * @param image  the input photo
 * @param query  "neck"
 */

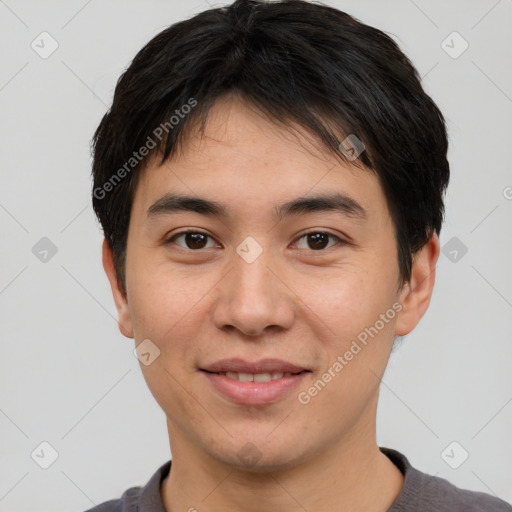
xmin=160 ymin=414 xmax=404 ymax=512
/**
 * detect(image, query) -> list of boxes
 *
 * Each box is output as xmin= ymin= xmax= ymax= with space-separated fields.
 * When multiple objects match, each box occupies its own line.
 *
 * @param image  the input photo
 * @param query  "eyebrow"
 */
xmin=146 ymin=192 xmax=367 ymax=221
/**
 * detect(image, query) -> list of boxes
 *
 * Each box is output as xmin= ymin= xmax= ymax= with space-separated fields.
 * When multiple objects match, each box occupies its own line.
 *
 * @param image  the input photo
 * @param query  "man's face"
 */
xmin=110 ymin=96 xmax=416 ymax=470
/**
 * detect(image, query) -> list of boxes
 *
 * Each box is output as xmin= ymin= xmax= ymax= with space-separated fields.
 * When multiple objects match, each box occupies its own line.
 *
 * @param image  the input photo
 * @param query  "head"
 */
xmin=93 ymin=0 xmax=449 ymax=470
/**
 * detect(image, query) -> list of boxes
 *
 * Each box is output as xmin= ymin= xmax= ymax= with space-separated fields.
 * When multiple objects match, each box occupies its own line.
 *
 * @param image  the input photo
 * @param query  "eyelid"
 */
xmin=166 ymin=229 xmax=218 ymax=247
xmin=294 ymin=228 xmax=342 ymax=240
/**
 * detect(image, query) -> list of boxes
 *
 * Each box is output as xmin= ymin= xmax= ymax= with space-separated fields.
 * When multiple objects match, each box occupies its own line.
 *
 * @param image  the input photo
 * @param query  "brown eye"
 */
xmin=295 ymin=231 xmax=342 ymax=251
xmin=169 ymin=231 xmax=216 ymax=250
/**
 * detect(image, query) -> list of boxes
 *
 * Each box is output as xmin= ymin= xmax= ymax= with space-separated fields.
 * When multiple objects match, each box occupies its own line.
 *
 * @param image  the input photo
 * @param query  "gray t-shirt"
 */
xmin=84 ymin=447 xmax=512 ymax=511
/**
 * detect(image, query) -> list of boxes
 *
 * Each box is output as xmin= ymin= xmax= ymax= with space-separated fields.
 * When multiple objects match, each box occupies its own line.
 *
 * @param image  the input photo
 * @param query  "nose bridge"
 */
xmin=213 ymin=237 xmax=294 ymax=336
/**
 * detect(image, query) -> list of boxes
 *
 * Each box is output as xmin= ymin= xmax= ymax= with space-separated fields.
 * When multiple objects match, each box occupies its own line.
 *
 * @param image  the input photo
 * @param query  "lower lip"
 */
xmin=201 ymin=371 xmax=309 ymax=405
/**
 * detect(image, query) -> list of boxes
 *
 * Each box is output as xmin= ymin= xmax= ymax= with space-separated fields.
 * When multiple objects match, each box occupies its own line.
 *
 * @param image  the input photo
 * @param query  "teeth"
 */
xmin=223 ymin=371 xmax=289 ymax=382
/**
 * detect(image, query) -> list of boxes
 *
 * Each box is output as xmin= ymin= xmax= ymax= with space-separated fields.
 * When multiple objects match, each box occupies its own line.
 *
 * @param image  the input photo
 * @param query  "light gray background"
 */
xmin=1 ymin=0 xmax=511 ymax=510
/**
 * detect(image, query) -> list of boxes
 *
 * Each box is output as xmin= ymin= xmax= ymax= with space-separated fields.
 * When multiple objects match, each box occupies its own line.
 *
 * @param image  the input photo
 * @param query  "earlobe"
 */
xmin=102 ymin=238 xmax=134 ymax=339
xmin=395 ymin=232 xmax=440 ymax=337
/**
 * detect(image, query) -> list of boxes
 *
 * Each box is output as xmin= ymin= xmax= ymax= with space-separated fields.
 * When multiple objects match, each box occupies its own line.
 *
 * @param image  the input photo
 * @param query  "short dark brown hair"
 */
xmin=91 ymin=0 xmax=450 ymax=295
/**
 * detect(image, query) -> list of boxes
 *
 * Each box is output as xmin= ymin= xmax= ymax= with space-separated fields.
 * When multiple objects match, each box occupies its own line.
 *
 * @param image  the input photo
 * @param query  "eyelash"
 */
xmin=166 ymin=229 xmax=345 ymax=252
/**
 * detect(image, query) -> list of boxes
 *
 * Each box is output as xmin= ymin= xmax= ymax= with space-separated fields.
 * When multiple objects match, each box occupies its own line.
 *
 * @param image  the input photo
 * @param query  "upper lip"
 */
xmin=201 ymin=358 xmax=309 ymax=374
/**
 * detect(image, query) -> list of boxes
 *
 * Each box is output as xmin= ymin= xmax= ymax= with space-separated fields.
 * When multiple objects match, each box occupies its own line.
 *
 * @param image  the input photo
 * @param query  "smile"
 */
xmin=218 ymin=371 xmax=301 ymax=382
xmin=201 ymin=369 xmax=310 ymax=405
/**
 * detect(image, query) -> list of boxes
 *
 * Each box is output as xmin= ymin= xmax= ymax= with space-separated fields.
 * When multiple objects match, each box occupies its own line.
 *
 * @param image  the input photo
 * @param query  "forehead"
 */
xmin=132 ymin=96 xmax=387 ymax=225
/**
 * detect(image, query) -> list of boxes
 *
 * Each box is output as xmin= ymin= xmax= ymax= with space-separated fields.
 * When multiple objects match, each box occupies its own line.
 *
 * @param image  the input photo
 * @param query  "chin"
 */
xmin=207 ymin=436 xmax=310 ymax=474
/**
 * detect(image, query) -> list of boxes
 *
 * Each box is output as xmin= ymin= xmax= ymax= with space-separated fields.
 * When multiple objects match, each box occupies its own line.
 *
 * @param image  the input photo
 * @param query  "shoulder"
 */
xmin=81 ymin=460 xmax=171 ymax=512
xmin=381 ymin=447 xmax=512 ymax=512
xmin=82 ymin=485 xmax=142 ymax=512
xmin=418 ymin=472 xmax=512 ymax=511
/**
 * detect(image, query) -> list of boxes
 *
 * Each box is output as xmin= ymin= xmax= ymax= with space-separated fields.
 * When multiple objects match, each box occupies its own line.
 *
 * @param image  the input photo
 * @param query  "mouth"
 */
xmin=201 ymin=369 xmax=309 ymax=382
xmin=200 ymin=357 xmax=310 ymax=375
xmin=199 ymin=359 xmax=311 ymax=405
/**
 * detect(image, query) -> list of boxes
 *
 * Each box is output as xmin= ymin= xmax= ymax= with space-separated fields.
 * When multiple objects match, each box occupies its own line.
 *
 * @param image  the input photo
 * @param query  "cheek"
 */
xmin=127 ymin=262 xmax=220 ymax=398
xmin=126 ymin=254 xmax=202 ymax=340
xmin=303 ymin=260 xmax=398 ymax=364
xmin=304 ymin=265 xmax=388 ymax=330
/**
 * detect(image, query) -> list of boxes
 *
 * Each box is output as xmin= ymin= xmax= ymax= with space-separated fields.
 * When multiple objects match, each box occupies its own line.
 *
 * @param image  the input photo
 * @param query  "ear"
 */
xmin=395 ymin=232 xmax=440 ymax=336
xmin=102 ymin=238 xmax=134 ymax=339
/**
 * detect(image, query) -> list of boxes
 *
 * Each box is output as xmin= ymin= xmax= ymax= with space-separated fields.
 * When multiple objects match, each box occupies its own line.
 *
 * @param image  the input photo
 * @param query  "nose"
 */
xmin=212 ymin=243 xmax=295 ymax=337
